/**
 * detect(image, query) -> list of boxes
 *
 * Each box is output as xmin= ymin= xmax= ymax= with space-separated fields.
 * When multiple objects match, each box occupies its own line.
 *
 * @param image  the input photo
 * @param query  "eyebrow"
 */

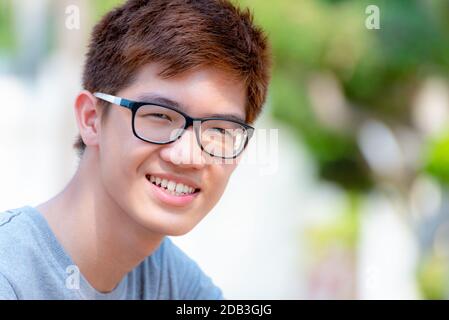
xmin=135 ymin=93 xmax=246 ymax=123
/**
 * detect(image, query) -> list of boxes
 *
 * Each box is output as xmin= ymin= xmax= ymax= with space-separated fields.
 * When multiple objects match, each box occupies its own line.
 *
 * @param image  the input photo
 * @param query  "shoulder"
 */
xmin=148 ymin=237 xmax=224 ymax=299
xmin=0 ymin=206 xmax=42 ymax=275
xmin=0 ymin=271 xmax=17 ymax=300
xmin=0 ymin=207 xmax=35 ymax=299
xmin=0 ymin=207 xmax=32 ymax=251
xmin=0 ymin=207 xmax=25 ymax=229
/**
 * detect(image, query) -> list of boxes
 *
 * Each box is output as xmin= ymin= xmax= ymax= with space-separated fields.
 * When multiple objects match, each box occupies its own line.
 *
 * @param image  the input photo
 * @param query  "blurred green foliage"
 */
xmin=306 ymin=192 xmax=360 ymax=251
xmin=0 ymin=1 xmax=16 ymax=55
xmin=91 ymin=0 xmax=124 ymax=21
xmin=239 ymin=0 xmax=449 ymax=192
xmin=417 ymin=254 xmax=449 ymax=299
xmin=239 ymin=0 xmax=449 ymax=299
xmin=425 ymin=132 xmax=449 ymax=186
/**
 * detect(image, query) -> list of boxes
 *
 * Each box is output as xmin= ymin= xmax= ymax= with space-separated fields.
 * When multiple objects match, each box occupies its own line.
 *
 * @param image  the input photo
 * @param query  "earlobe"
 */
xmin=74 ymin=90 xmax=101 ymax=148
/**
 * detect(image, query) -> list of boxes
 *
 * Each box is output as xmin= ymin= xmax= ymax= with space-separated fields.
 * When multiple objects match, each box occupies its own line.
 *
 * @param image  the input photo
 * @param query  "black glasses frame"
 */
xmin=93 ymin=92 xmax=255 ymax=159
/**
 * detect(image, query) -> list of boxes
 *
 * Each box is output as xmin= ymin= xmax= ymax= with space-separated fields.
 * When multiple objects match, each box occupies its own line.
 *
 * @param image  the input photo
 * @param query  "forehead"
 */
xmin=119 ymin=63 xmax=247 ymax=120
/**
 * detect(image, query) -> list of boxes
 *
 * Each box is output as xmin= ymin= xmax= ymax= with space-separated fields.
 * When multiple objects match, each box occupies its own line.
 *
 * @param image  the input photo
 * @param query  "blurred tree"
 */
xmin=240 ymin=0 xmax=449 ymax=190
xmin=91 ymin=0 xmax=124 ymax=20
xmin=239 ymin=0 xmax=449 ymax=298
xmin=0 ymin=1 xmax=16 ymax=56
xmin=425 ymin=132 xmax=449 ymax=186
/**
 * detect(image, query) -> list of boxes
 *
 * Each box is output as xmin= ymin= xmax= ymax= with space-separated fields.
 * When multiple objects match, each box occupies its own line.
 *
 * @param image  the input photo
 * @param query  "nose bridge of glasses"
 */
xmin=175 ymin=121 xmax=200 ymax=148
xmin=179 ymin=117 xmax=202 ymax=144
xmin=166 ymin=122 xmax=206 ymax=165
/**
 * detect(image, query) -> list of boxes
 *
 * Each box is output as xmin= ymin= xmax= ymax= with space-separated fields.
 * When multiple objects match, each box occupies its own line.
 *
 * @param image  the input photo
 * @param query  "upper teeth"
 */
xmin=148 ymin=175 xmax=196 ymax=195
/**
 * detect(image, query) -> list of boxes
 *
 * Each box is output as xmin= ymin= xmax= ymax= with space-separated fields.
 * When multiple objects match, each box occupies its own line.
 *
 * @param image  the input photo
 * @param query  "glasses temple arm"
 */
xmin=93 ymin=92 xmax=124 ymax=106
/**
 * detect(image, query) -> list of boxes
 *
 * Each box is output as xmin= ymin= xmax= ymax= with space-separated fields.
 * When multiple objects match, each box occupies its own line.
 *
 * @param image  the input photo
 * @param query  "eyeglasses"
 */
xmin=93 ymin=92 xmax=255 ymax=159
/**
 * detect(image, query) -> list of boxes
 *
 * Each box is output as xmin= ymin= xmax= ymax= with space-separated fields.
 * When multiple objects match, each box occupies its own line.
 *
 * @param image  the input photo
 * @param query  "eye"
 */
xmin=208 ymin=127 xmax=234 ymax=139
xmin=211 ymin=127 xmax=227 ymax=134
xmin=143 ymin=113 xmax=172 ymax=121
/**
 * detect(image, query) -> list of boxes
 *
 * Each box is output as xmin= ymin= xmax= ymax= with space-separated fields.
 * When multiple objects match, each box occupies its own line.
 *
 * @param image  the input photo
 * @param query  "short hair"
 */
xmin=74 ymin=0 xmax=272 ymax=155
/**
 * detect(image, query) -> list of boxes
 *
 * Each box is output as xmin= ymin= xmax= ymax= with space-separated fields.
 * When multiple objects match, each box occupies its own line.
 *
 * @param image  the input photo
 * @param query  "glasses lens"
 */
xmin=134 ymin=105 xmax=185 ymax=143
xmin=200 ymin=120 xmax=249 ymax=158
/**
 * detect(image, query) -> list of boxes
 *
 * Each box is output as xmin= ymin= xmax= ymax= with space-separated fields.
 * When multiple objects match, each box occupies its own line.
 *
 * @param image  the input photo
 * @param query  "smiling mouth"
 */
xmin=145 ymin=174 xmax=201 ymax=197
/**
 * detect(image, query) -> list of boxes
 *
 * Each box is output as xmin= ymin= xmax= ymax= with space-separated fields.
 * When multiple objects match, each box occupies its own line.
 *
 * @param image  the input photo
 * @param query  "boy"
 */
xmin=0 ymin=0 xmax=271 ymax=299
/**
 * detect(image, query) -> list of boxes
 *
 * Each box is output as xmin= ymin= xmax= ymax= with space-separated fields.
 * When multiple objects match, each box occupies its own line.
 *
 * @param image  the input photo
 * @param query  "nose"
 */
xmin=159 ymin=127 xmax=207 ymax=169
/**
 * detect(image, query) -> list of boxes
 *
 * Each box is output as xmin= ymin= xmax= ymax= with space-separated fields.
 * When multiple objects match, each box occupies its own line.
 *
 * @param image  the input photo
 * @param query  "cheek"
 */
xmin=99 ymin=124 xmax=160 ymax=189
xmin=99 ymin=141 xmax=163 ymax=215
xmin=204 ymin=164 xmax=236 ymax=201
xmin=115 ymin=144 xmax=162 ymax=183
xmin=99 ymin=115 xmax=132 ymax=171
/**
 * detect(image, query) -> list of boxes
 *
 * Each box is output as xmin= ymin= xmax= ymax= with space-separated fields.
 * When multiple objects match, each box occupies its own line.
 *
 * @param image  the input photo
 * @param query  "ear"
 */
xmin=73 ymin=90 xmax=102 ymax=149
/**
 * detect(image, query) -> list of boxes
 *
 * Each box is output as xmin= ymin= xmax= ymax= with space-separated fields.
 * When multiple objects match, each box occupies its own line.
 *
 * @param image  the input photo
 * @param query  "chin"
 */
xmin=145 ymin=221 xmax=195 ymax=237
xmin=131 ymin=210 xmax=198 ymax=237
xmin=163 ymin=226 xmax=194 ymax=237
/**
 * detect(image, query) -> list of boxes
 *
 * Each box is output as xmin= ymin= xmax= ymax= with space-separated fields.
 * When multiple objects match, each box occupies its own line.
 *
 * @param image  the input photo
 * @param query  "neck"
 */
xmin=36 ymin=150 xmax=164 ymax=293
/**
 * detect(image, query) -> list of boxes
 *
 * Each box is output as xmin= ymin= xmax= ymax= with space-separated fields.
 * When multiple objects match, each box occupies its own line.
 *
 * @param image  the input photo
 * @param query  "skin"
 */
xmin=36 ymin=63 xmax=247 ymax=293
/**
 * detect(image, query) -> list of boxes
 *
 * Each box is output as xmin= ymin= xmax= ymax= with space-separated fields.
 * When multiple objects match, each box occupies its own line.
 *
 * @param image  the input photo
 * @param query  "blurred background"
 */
xmin=2 ymin=0 xmax=449 ymax=299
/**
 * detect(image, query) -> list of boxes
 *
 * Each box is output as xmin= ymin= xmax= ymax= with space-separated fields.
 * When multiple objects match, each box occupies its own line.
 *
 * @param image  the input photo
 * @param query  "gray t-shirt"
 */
xmin=0 ymin=206 xmax=223 ymax=300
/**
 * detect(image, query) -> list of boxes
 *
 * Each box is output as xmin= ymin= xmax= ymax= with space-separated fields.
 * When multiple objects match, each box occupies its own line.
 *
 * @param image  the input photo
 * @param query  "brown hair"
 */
xmin=75 ymin=0 xmax=272 ymax=155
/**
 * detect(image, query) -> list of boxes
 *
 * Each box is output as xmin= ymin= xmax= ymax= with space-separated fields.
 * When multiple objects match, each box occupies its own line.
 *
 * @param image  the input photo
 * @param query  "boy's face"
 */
xmin=97 ymin=63 xmax=247 ymax=236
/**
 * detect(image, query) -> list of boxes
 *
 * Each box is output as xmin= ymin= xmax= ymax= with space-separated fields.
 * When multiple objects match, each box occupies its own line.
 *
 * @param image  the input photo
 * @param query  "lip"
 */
xmin=145 ymin=174 xmax=200 ymax=207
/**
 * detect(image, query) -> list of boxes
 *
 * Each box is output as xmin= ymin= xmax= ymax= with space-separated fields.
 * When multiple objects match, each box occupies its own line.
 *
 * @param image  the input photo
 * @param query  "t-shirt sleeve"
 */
xmin=163 ymin=238 xmax=224 ymax=300
xmin=0 ymin=273 xmax=18 ymax=300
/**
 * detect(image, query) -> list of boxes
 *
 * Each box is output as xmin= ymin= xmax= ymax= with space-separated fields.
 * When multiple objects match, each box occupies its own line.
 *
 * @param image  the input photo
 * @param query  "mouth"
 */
xmin=145 ymin=174 xmax=201 ymax=197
